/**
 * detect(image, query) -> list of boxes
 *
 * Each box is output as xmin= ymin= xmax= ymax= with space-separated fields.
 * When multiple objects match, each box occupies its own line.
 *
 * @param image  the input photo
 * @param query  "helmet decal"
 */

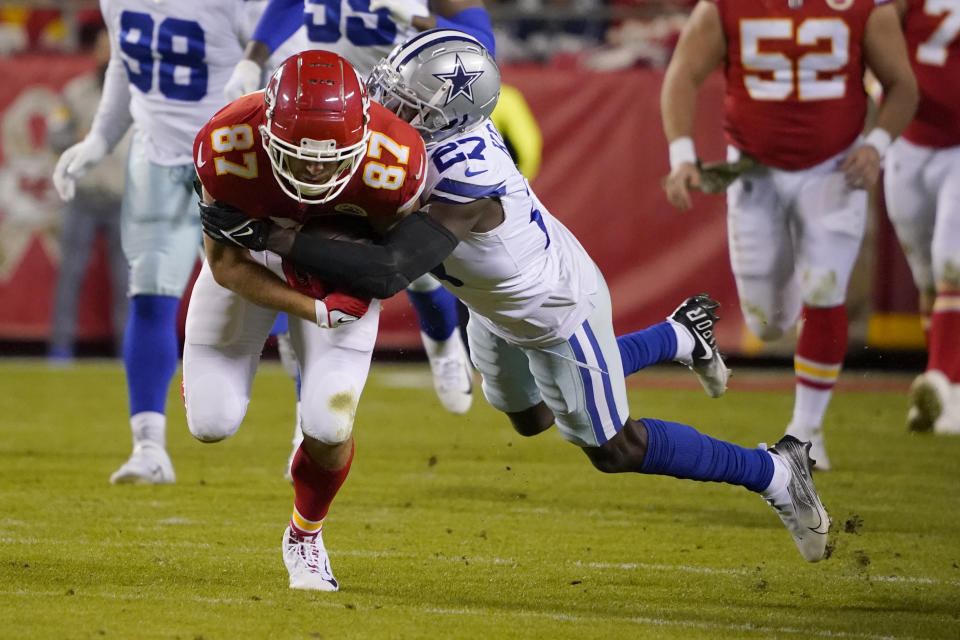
xmin=433 ymin=54 xmax=484 ymax=106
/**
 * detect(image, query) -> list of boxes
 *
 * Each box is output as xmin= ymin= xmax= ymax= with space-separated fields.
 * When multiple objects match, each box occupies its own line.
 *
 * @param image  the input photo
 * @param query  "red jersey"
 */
xmin=711 ymin=0 xmax=888 ymax=170
xmin=194 ymin=94 xmax=427 ymax=231
xmin=900 ymin=0 xmax=960 ymax=148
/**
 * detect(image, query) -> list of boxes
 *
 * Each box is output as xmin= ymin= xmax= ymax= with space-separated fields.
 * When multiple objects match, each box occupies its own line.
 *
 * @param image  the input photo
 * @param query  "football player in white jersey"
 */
xmin=221 ymin=0 xmax=495 ymax=421
xmin=200 ymin=31 xmax=833 ymax=565
xmin=51 ymin=0 xmax=275 ymax=485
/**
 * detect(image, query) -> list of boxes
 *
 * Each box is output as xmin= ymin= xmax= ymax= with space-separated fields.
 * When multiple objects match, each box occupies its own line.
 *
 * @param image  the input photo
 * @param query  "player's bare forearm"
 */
xmin=863 ymin=3 xmax=918 ymax=139
xmin=241 ymin=40 xmax=272 ymax=67
xmin=660 ymin=1 xmax=726 ymax=142
xmin=203 ymin=235 xmax=316 ymax=323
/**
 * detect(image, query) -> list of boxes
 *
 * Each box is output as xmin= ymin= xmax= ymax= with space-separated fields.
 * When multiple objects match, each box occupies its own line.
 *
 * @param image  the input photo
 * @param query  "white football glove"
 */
xmin=368 ymin=0 xmax=429 ymax=25
xmin=52 ymin=133 xmax=108 ymax=202
xmin=224 ymin=59 xmax=263 ymax=102
xmin=315 ymin=299 xmax=361 ymax=329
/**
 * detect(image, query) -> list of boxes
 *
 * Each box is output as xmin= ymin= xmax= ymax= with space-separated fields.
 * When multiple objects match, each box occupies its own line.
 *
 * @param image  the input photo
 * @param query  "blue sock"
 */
xmin=123 ymin=295 xmax=181 ymax=415
xmin=406 ymin=287 xmax=460 ymax=340
xmin=617 ymin=322 xmax=677 ymax=376
xmin=640 ymin=418 xmax=773 ymax=492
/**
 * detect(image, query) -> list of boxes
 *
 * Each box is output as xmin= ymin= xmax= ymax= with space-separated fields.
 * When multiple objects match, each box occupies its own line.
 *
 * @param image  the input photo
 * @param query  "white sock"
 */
xmin=760 ymin=451 xmax=791 ymax=500
xmin=790 ymin=384 xmax=832 ymax=430
xmin=667 ymin=319 xmax=696 ymax=362
xmin=130 ymin=411 xmax=166 ymax=447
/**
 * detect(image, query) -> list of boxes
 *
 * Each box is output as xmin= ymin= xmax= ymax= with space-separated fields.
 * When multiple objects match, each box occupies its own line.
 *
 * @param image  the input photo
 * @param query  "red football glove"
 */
xmin=282 ymin=259 xmax=328 ymax=299
xmin=281 ymin=258 xmax=371 ymax=328
xmin=314 ymin=291 xmax=372 ymax=329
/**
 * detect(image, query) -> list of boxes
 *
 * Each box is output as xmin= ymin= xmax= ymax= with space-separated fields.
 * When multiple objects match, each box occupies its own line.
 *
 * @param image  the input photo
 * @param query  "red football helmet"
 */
xmin=260 ymin=50 xmax=371 ymax=204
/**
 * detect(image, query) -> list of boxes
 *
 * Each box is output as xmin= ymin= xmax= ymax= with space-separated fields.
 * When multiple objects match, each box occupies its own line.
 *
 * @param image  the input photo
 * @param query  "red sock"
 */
xmin=794 ymin=305 xmax=848 ymax=391
xmin=927 ymin=291 xmax=960 ymax=382
xmin=289 ymin=441 xmax=354 ymax=537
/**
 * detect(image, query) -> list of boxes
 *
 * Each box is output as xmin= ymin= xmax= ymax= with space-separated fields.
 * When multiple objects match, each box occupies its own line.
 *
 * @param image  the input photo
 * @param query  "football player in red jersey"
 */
xmin=661 ymin=0 xmax=919 ymax=470
xmin=884 ymin=0 xmax=960 ymax=434
xmin=184 ymin=50 xmax=427 ymax=592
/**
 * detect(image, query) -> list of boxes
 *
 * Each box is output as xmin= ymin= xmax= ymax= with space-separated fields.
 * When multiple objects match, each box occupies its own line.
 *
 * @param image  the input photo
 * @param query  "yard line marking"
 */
xmin=4 ymin=536 xmax=959 ymax=588
xmin=0 ymin=589 xmax=917 ymax=639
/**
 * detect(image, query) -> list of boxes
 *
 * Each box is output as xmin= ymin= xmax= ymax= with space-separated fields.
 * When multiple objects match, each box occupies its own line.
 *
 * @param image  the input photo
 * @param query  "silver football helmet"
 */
xmin=369 ymin=29 xmax=500 ymax=147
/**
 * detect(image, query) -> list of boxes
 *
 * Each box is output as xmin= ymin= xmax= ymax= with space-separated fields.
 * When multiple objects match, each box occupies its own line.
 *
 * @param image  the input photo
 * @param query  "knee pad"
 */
xmin=184 ymin=376 xmax=247 ymax=443
xmin=799 ymin=267 xmax=847 ymax=309
xmin=741 ymin=306 xmax=789 ymax=342
xmin=300 ymin=390 xmax=358 ymax=445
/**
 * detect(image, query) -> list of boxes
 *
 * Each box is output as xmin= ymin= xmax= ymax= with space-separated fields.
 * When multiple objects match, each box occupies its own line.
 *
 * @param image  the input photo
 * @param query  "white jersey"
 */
xmin=98 ymin=0 xmax=256 ymax=165
xmin=284 ymin=0 xmax=426 ymax=75
xmin=424 ymin=121 xmax=599 ymax=348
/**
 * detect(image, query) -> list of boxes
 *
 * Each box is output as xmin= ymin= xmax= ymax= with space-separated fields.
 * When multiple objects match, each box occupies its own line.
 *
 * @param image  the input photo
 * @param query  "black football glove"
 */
xmin=199 ymin=199 xmax=270 ymax=251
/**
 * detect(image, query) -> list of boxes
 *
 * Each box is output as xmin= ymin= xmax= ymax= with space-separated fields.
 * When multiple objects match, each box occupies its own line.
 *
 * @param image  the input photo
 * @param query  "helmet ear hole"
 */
xmin=370 ymin=29 xmax=500 ymax=146
xmin=261 ymin=51 xmax=371 ymax=203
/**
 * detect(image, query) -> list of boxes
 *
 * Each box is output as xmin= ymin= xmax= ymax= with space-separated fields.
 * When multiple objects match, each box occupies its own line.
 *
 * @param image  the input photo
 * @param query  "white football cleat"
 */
xmin=933 ymin=383 xmax=960 ymax=435
xmin=421 ymin=331 xmax=473 ymax=415
xmin=282 ymin=526 xmax=338 ymax=591
xmin=762 ymin=435 xmax=830 ymax=563
xmin=784 ymin=422 xmax=830 ymax=471
xmin=109 ymin=441 xmax=175 ymax=485
xmin=907 ymin=370 xmax=950 ymax=433
xmin=668 ymin=294 xmax=731 ymax=398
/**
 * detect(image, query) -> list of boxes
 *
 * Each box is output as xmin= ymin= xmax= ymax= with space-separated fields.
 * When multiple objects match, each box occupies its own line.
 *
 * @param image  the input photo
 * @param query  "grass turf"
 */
xmin=0 ymin=360 xmax=958 ymax=639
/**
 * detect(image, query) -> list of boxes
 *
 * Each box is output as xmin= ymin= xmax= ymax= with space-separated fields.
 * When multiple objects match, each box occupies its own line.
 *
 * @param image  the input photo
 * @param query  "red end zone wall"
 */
xmin=0 ymin=56 xmax=920 ymax=354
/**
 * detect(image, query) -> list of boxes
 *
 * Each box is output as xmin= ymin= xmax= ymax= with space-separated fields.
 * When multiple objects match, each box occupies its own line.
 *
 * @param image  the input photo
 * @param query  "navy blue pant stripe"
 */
xmin=581 ymin=320 xmax=622 ymax=430
xmin=568 ymin=331 xmax=606 ymax=444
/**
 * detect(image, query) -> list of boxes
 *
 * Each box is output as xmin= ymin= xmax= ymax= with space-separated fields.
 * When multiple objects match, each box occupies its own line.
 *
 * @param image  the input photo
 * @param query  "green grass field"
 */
xmin=1 ymin=360 xmax=958 ymax=639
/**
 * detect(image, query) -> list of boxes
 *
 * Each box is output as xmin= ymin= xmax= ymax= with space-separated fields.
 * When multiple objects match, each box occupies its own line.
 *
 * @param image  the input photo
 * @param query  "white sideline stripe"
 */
xmin=0 ymin=589 xmax=915 ymax=639
xmin=4 ymin=535 xmax=959 ymax=588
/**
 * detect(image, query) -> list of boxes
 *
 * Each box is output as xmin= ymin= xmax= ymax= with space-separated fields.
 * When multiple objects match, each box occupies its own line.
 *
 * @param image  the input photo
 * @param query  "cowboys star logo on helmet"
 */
xmin=433 ymin=55 xmax=484 ymax=106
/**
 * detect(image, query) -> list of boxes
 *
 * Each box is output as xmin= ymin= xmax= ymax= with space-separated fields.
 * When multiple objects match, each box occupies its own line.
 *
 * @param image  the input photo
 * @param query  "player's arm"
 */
xmin=225 ymin=0 xmax=305 ymax=100
xmin=52 ymin=34 xmax=133 ymax=201
xmin=200 ymin=192 xmax=498 ymax=299
xmin=370 ymin=0 xmax=495 ymax=53
xmin=840 ymin=2 xmax=918 ymax=190
xmin=659 ymin=0 xmax=726 ymax=211
xmin=199 ymin=186 xmax=341 ymax=327
xmin=274 ymin=197 xmax=494 ymax=299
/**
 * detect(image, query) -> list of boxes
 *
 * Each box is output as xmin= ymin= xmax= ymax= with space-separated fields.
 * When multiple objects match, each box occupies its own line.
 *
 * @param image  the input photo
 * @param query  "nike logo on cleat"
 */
xmin=692 ymin=331 xmax=713 ymax=360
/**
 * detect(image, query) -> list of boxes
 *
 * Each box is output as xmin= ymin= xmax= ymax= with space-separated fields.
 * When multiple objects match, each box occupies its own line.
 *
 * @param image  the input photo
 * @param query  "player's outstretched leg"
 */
xmin=667 ymin=294 xmax=730 ymax=398
xmin=110 ymin=295 xmax=179 ymax=485
xmin=406 ymin=276 xmax=473 ymax=414
xmin=272 ymin=320 xmax=304 ymax=483
xmin=585 ymin=418 xmax=829 ymax=562
xmin=283 ymin=439 xmax=353 ymax=591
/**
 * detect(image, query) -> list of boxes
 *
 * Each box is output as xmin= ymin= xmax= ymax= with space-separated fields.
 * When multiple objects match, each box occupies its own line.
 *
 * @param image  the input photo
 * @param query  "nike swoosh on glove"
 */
xmin=315 ymin=291 xmax=372 ymax=329
xmin=199 ymin=199 xmax=270 ymax=251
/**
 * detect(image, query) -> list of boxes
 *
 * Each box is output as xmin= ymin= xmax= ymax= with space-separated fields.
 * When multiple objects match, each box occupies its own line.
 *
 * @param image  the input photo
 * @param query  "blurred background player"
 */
xmin=221 ymin=0 xmax=497 ymax=417
xmin=883 ymin=0 xmax=960 ymax=434
xmin=51 ymin=0 xmax=271 ymax=484
xmin=188 ymin=51 xmax=426 ymax=591
xmin=202 ymin=30 xmax=831 ymax=565
xmin=660 ymin=0 xmax=919 ymax=470
xmin=46 ymin=25 xmax=128 ymax=361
